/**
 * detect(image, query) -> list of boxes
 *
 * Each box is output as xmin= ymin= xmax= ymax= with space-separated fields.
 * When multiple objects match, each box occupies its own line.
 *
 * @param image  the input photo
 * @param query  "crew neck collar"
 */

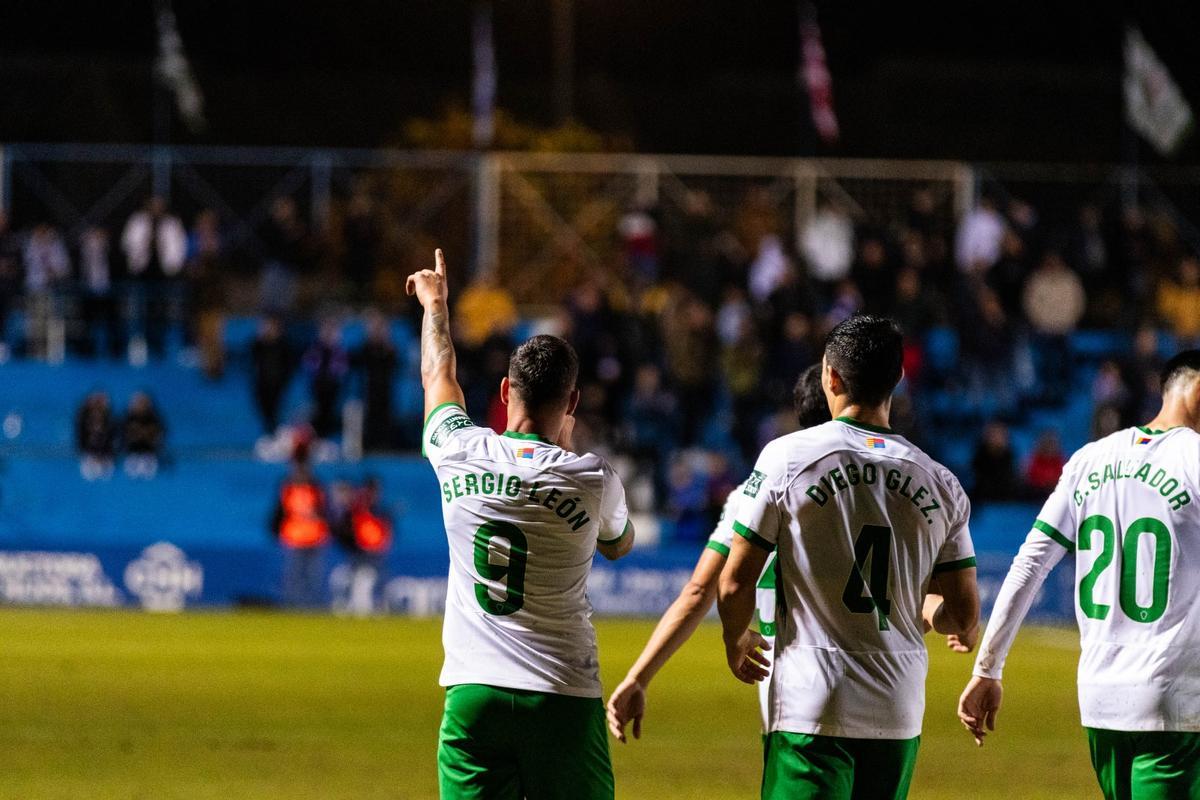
xmin=502 ymin=430 xmax=556 ymax=445
xmin=835 ymin=415 xmax=893 ymax=434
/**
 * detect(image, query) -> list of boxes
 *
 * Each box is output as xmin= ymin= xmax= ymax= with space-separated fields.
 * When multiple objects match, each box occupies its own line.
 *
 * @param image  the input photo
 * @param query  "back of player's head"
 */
xmin=1161 ymin=349 xmax=1200 ymax=395
xmin=793 ymin=363 xmax=831 ymax=429
xmin=823 ymin=314 xmax=904 ymax=406
xmin=508 ymin=335 xmax=579 ymax=412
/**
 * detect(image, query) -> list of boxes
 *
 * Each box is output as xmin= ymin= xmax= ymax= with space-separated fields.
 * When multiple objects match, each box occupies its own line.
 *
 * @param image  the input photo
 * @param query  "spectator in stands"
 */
xmin=1157 ymin=255 xmax=1200 ymax=346
xmin=661 ymin=291 xmax=717 ymax=446
xmin=1125 ymin=325 xmax=1165 ymax=424
xmin=75 ymin=391 xmax=116 ymax=481
xmin=355 ymin=312 xmax=399 ymax=451
xmin=455 ymin=273 xmax=519 ymax=419
xmin=852 ymin=232 xmax=894 ymax=315
xmin=747 ymin=234 xmax=792 ymax=304
xmin=1091 ymin=359 xmax=1131 ymax=437
xmin=670 ymin=190 xmax=722 ymax=308
xmin=122 ymin=391 xmax=165 ymax=479
xmin=259 ymin=196 xmax=307 ymax=314
xmin=618 ymin=204 xmax=660 ymax=288
xmin=800 ymin=196 xmax=854 ymax=301
xmin=988 ymin=229 xmax=1030 ymax=315
xmin=270 ymin=435 xmax=329 ymax=608
xmin=720 ymin=313 xmax=763 ymax=462
xmin=77 ymin=226 xmax=120 ymax=359
xmin=343 ymin=188 xmax=380 ymax=296
xmin=667 ymin=454 xmax=709 ymax=543
xmin=1022 ymin=250 xmax=1085 ymax=405
xmin=185 ymin=209 xmax=227 ymax=379
xmin=892 ymin=266 xmax=941 ymax=338
xmin=122 ymin=196 xmax=187 ymax=357
xmin=1069 ymin=203 xmax=1109 ymax=294
xmin=0 ymin=211 xmax=21 ymax=361
xmin=955 ymin=193 xmax=1006 ymax=274
xmin=970 ymin=421 xmax=1018 ymax=503
xmin=1025 ymin=429 xmax=1065 ymax=498
xmin=303 ymin=319 xmax=350 ymax=439
xmin=24 ymin=224 xmax=71 ymax=358
xmin=626 ymin=363 xmax=678 ymax=509
xmin=252 ymin=316 xmax=293 ymax=438
xmin=961 ymin=283 xmax=1018 ymax=414
xmin=343 ymin=477 xmax=393 ymax=616
xmin=765 ymin=311 xmax=816 ymax=407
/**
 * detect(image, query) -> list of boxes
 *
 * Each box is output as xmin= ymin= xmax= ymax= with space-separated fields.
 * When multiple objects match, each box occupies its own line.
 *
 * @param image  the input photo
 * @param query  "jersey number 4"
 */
xmin=473 ymin=521 xmax=528 ymax=616
xmin=842 ymin=524 xmax=892 ymax=631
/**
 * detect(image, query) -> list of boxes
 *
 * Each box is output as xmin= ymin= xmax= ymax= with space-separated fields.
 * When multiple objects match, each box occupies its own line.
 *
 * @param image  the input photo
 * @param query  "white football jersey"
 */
xmin=734 ymin=418 xmax=975 ymax=739
xmin=974 ymin=426 xmax=1200 ymax=732
xmin=708 ymin=483 xmax=779 ymax=731
xmin=424 ymin=402 xmax=630 ymax=698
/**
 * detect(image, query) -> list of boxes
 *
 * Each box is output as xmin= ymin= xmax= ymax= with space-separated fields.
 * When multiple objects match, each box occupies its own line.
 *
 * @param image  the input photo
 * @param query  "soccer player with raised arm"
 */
xmin=719 ymin=315 xmax=980 ymax=800
xmin=406 ymin=250 xmax=634 ymax=800
xmin=960 ymin=350 xmax=1200 ymax=800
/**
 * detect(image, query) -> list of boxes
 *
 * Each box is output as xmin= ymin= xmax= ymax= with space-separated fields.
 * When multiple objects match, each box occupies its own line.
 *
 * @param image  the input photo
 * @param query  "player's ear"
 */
xmin=500 ymin=377 xmax=511 ymax=407
xmin=565 ymin=388 xmax=581 ymax=416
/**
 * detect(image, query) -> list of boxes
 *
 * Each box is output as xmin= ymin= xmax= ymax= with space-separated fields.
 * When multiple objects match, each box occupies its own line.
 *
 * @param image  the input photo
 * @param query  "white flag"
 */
xmin=1124 ymin=27 xmax=1191 ymax=156
xmin=155 ymin=1 xmax=206 ymax=134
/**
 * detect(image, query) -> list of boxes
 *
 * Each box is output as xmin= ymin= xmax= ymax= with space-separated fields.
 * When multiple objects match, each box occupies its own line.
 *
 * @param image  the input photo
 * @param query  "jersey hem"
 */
xmin=733 ymin=520 xmax=775 ymax=552
xmin=421 ymin=401 xmax=468 ymax=457
xmin=932 ymin=555 xmax=977 ymax=574
xmin=439 ymin=677 xmax=602 ymax=699
xmin=705 ymin=540 xmax=731 ymax=558
xmin=769 ymin=722 xmax=922 ymax=740
xmin=1032 ymin=519 xmax=1074 ymax=552
xmin=598 ymin=519 xmax=632 ymax=545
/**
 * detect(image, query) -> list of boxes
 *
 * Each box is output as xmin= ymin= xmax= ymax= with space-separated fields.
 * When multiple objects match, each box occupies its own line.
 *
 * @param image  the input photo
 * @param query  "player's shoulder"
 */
xmin=546 ymin=448 xmax=622 ymax=490
xmin=1061 ymin=428 xmax=1148 ymax=474
xmin=761 ymin=420 xmax=844 ymax=464
xmin=888 ymin=433 xmax=968 ymax=503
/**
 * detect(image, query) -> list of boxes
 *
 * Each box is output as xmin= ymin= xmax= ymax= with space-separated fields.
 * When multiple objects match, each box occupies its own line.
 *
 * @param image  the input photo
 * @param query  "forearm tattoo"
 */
xmin=421 ymin=302 xmax=455 ymax=381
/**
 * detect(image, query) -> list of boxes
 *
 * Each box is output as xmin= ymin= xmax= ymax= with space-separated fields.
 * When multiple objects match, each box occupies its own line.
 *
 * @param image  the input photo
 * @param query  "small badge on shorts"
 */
xmin=743 ymin=470 xmax=766 ymax=498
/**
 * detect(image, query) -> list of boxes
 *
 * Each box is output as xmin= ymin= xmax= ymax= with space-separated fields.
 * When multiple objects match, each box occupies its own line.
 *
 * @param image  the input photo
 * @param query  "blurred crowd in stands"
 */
xmin=12 ymin=179 xmax=1200 ymax=540
xmin=75 ymin=390 xmax=165 ymax=481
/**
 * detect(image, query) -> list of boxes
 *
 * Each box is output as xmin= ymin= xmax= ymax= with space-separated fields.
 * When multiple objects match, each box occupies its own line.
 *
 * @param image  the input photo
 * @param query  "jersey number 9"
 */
xmin=473 ymin=521 xmax=529 ymax=616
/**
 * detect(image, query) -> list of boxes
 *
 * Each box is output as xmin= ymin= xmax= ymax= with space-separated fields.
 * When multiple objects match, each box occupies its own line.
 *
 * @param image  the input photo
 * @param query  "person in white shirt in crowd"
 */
xmin=121 ymin=195 xmax=187 ymax=358
xmin=954 ymin=193 xmax=1006 ymax=275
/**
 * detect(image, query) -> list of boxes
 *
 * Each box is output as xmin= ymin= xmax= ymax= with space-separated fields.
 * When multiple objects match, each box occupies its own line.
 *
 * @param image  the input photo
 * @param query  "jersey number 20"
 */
xmin=1078 ymin=514 xmax=1171 ymax=623
xmin=473 ymin=521 xmax=528 ymax=616
xmin=842 ymin=524 xmax=892 ymax=631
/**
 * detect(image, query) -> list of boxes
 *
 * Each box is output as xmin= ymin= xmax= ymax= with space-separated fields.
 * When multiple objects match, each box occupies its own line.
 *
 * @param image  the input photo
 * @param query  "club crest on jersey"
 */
xmin=865 ymin=437 xmax=886 ymax=449
xmin=743 ymin=470 xmax=766 ymax=498
xmin=516 ymin=447 xmax=535 ymax=459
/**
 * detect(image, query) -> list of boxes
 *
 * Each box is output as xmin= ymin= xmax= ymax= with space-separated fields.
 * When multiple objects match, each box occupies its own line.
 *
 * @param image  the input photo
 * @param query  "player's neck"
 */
xmin=830 ymin=400 xmax=892 ymax=432
xmin=1144 ymin=397 xmax=1199 ymax=434
xmin=504 ymin=410 xmax=560 ymax=444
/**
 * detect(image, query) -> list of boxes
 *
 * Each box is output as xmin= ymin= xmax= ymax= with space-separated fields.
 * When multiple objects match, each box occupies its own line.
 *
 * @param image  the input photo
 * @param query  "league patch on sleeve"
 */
xmin=743 ymin=470 xmax=766 ymax=498
xmin=429 ymin=414 xmax=473 ymax=447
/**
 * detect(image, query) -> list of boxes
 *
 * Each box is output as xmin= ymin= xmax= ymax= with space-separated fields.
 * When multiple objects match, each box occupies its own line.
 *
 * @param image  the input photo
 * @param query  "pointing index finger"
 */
xmin=435 ymin=248 xmax=447 ymax=277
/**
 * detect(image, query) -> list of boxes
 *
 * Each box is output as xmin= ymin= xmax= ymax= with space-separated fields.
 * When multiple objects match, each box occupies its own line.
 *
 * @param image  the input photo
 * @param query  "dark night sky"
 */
xmin=1 ymin=1 xmax=1198 ymax=162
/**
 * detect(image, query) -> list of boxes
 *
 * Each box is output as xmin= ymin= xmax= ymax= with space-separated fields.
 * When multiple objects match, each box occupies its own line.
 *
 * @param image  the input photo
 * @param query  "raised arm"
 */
xmin=406 ymin=248 xmax=466 ymax=419
xmin=606 ymin=547 xmax=724 ymax=742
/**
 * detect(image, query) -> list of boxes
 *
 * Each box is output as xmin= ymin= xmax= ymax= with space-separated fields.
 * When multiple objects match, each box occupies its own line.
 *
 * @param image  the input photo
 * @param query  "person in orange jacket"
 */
xmin=270 ymin=434 xmax=330 ymax=607
xmin=340 ymin=476 xmax=392 ymax=616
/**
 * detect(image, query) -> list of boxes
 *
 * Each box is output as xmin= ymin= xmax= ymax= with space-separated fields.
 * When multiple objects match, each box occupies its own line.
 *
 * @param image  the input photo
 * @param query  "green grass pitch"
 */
xmin=0 ymin=609 xmax=1096 ymax=799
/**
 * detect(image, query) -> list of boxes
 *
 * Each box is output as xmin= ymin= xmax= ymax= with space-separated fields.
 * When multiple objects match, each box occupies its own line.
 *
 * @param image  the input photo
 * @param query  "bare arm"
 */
xmin=927 ymin=567 xmax=980 ymax=636
xmin=596 ymin=522 xmax=635 ymax=561
xmin=606 ymin=547 xmax=723 ymax=742
xmin=406 ymin=249 xmax=465 ymax=419
xmin=717 ymin=534 xmax=771 ymax=684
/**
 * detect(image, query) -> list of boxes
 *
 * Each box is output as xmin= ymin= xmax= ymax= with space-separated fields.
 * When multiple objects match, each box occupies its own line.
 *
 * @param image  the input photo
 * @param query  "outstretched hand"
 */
xmin=405 ymin=248 xmax=449 ymax=308
xmin=724 ymin=629 xmax=772 ymax=684
xmin=606 ymin=676 xmax=646 ymax=743
xmin=958 ymin=675 xmax=1003 ymax=746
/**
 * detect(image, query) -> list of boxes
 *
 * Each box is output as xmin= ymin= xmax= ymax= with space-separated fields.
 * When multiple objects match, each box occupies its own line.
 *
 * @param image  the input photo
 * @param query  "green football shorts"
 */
xmin=438 ymin=683 xmax=613 ymax=800
xmin=761 ymin=730 xmax=920 ymax=800
xmin=1087 ymin=727 xmax=1200 ymax=800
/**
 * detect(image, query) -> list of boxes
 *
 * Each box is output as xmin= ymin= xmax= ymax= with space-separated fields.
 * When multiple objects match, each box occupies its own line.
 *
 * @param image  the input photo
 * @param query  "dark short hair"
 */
xmin=823 ymin=314 xmax=904 ymax=405
xmin=793 ymin=363 xmax=831 ymax=429
xmin=508 ymin=335 xmax=579 ymax=412
xmin=1161 ymin=349 xmax=1200 ymax=393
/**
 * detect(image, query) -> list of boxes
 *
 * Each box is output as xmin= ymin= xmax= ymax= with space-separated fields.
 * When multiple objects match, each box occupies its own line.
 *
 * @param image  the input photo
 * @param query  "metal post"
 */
xmin=473 ymin=153 xmax=501 ymax=280
xmin=0 ymin=145 xmax=9 ymax=215
xmin=794 ymin=163 xmax=818 ymax=247
xmin=953 ymin=162 xmax=976 ymax=219
xmin=152 ymin=147 xmax=172 ymax=201
xmin=311 ymin=152 xmax=333 ymax=232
